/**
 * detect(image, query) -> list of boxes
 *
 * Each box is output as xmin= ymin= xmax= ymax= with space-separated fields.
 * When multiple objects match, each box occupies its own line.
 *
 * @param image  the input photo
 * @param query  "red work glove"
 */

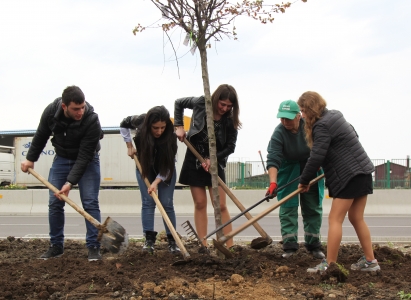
xmin=265 ymin=182 xmax=278 ymax=199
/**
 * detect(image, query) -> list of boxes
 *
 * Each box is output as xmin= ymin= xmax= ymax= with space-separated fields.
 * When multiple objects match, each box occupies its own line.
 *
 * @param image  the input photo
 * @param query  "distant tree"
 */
xmin=134 ymin=0 xmax=306 ymax=251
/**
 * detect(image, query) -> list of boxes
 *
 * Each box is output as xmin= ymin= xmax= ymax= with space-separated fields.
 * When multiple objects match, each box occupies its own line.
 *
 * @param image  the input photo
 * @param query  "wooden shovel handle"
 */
xmin=219 ymin=174 xmax=325 ymax=243
xmin=183 ymin=138 xmax=272 ymax=242
xmin=28 ymin=168 xmax=102 ymax=229
xmin=133 ymin=155 xmax=190 ymax=260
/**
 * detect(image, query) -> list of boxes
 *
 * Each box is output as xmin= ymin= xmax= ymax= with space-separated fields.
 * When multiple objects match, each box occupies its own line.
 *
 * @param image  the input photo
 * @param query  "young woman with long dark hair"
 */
xmin=120 ymin=105 xmax=180 ymax=254
xmin=174 ymin=84 xmax=241 ymax=250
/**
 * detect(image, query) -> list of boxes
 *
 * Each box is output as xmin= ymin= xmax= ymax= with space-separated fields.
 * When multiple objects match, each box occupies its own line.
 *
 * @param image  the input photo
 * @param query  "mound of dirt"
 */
xmin=0 ymin=237 xmax=410 ymax=299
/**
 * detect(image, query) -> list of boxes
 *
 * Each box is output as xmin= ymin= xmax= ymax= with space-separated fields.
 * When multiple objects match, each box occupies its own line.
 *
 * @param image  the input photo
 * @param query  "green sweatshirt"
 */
xmin=266 ymin=119 xmax=310 ymax=170
xmin=266 ymin=119 xmax=324 ymax=207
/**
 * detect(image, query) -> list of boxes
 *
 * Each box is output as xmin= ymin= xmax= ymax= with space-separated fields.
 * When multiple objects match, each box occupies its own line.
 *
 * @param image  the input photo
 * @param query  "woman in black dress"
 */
xmin=174 ymin=84 xmax=241 ymax=249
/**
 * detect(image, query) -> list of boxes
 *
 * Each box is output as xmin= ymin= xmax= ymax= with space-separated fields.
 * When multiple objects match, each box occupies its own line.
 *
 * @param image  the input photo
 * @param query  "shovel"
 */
xmin=213 ymin=174 xmax=325 ymax=258
xmin=201 ymin=175 xmax=301 ymax=246
xmin=183 ymin=138 xmax=272 ymax=249
xmin=28 ymin=168 xmax=128 ymax=254
xmin=133 ymin=155 xmax=191 ymax=265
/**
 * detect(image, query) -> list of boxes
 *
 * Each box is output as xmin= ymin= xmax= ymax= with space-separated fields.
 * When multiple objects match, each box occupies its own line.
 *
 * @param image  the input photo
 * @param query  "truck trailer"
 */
xmin=0 ymin=146 xmax=15 ymax=186
xmin=11 ymin=134 xmax=187 ymax=188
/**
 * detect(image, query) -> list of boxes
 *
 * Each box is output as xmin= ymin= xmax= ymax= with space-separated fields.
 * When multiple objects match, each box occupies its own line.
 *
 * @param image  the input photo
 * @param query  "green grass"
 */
xmin=318 ymin=283 xmax=333 ymax=290
xmin=231 ymin=186 xmax=266 ymax=190
xmin=0 ymin=184 xmax=27 ymax=190
xmin=318 ymin=283 xmax=345 ymax=290
xmin=398 ymin=291 xmax=411 ymax=299
xmin=128 ymin=238 xmax=145 ymax=243
xmin=336 ymin=263 xmax=349 ymax=277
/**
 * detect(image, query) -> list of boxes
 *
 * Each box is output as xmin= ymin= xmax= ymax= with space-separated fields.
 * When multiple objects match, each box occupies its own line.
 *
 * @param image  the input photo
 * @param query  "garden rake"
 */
xmin=182 ymin=176 xmax=302 ymax=256
xmin=182 ymin=138 xmax=272 ymax=252
xmin=182 ymin=220 xmax=210 ymax=254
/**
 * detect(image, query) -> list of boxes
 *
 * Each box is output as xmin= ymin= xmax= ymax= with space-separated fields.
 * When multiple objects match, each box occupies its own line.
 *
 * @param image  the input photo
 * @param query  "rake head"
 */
xmin=182 ymin=220 xmax=210 ymax=254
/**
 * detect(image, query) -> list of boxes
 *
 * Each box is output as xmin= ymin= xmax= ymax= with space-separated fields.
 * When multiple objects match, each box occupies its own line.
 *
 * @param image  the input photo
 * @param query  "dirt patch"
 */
xmin=0 ymin=236 xmax=410 ymax=300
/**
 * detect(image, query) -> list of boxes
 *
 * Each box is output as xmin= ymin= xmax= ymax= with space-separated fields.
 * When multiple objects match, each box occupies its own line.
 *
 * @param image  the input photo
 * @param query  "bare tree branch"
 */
xmin=164 ymin=30 xmax=181 ymax=79
xmin=138 ymin=1 xmax=298 ymax=43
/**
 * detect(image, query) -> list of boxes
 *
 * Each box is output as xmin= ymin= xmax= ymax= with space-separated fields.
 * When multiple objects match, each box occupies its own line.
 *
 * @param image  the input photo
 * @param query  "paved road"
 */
xmin=0 ymin=214 xmax=409 ymax=242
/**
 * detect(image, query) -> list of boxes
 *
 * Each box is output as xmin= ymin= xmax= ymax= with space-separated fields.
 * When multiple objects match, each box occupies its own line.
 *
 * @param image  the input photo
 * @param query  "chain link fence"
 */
xmin=226 ymin=158 xmax=411 ymax=189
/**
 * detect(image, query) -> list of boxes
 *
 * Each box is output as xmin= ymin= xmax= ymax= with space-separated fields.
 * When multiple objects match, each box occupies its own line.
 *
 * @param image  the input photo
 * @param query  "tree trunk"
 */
xmin=197 ymin=42 xmax=224 ymax=252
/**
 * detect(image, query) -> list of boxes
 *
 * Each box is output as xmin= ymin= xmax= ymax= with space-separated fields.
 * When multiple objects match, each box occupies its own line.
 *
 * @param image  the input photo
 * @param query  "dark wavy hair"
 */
xmin=134 ymin=106 xmax=177 ymax=180
xmin=212 ymin=84 xmax=242 ymax=130
xmin=62 ymin=86 xmax=85 ymax=106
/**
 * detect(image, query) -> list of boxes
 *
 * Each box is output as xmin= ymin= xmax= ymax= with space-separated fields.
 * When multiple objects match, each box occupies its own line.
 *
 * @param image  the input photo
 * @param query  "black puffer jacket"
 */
xmin=300 ymin=109 xmax=374 ymax=195
xmin=26 ymin=98 xmax=102 ymax=185
xmin=174 ymin=96 xmax=238 ymax=168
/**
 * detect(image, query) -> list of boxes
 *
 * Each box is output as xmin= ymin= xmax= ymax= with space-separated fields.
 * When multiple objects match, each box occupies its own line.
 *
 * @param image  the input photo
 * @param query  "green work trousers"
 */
xmin=280 ymin=182 xmax=323 ymax=252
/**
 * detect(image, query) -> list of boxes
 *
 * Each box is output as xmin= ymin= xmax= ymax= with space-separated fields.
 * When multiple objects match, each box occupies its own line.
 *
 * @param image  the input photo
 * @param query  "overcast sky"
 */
xmin=1 ymin=0 xmax=410 ymax=162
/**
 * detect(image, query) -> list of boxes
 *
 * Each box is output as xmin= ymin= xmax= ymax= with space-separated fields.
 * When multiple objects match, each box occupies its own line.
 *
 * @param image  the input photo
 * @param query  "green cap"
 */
xmin=277 ymin=100 xmax=300 ymax=119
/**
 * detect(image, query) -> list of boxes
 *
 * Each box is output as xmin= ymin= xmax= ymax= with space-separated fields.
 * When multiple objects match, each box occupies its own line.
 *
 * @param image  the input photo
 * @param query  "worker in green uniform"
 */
xmin=266 ymin=100 xmax=325 ymax=259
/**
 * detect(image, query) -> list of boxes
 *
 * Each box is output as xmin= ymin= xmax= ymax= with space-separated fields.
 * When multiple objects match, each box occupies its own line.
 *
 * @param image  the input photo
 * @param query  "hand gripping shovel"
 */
xmin=212 ymin=174 xmax=325 ymax=257
xmin=133 ymin=155 xmax=191 ymax=266
xmin=28 ymin=168 xmax=128 ymax=254
xmin=182 ymin=138 xmax=272 ymax=250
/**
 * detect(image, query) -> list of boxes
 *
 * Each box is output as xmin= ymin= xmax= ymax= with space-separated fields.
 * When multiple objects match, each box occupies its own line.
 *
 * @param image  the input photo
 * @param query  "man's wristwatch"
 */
xmin=65 ymin=181 xmax=73 ymax=189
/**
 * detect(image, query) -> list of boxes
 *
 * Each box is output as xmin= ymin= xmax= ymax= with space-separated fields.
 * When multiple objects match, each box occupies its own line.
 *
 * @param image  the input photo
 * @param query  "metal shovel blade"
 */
xmin=212 ymin=239 xmax=233 ymax=259
xmin=171 ymin=258 xmax=192 ymax=266
xmin=26 ymin=168 xmax=129 ymax=255
xmin=250 ymin=237 xmax=271 ymax=249
xmin=98 ymin=217 xmax=129 ymax=254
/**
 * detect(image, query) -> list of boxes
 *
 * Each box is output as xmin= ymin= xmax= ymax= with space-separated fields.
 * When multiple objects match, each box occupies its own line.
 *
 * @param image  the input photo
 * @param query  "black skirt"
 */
xmin=329 ymin=173 xmax=373 ymax=199
xmin=178 ymin=148 xmax=226 ymax=187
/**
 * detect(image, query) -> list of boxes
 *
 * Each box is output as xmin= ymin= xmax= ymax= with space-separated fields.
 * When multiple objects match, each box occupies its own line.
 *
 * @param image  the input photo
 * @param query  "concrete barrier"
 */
xmin=0 ymin=189 xmax=410 ymax=215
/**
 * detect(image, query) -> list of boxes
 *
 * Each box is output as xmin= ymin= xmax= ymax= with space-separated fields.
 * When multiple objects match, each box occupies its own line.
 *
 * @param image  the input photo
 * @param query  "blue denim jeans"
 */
xmin=47 ymin=154 xmax=101 ymax=249
xmin=136 ymin=169 xmax=177 ymax=235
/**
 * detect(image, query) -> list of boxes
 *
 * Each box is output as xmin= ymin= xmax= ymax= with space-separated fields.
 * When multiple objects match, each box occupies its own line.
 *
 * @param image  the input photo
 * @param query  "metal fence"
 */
xmin=226 ymin=158 xmax=411 ymax=189
xmin=225 ymin=161 xmax=269 ymax=189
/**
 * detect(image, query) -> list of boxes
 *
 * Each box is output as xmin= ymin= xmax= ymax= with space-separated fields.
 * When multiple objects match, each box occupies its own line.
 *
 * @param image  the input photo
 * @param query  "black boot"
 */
xmin=305 ymin=242 xmax=325 ymax=259
xmin=282 ymin=242 xmax=299 ymax=258
xmin=167 ymin=234 xmax=181 ymax=255
xmin=142 ymin=231 xmax=157 ymax=254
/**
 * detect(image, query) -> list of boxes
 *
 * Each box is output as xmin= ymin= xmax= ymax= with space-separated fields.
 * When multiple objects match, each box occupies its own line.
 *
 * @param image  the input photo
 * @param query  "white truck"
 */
xmin=0 ymin=146 xmax=15 ymax=186
xmin=11 ymin=134 xmax=187 ymax=187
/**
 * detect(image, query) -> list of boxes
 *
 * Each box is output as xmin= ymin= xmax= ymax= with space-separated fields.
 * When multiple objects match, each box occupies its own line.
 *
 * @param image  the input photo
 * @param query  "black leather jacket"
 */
xmin=174 ymin=96 xmax=238 ymax=168
xmin=26 ymin=98 xmax=102 ymax=185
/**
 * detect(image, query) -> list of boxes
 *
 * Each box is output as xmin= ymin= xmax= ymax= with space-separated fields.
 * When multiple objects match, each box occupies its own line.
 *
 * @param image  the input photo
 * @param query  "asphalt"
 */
xmin=1 ymin=214 xmax=410 ymax=243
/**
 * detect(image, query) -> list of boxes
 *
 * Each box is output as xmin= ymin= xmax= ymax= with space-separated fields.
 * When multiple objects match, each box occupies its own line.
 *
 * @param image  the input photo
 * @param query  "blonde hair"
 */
xmin=297 ymin=91 xmax=327 ymax=148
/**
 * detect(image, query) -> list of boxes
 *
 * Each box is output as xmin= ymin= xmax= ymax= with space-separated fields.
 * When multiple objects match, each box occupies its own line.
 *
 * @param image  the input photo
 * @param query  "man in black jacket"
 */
xmin=21 ymin=86 xmax=103 ymax=261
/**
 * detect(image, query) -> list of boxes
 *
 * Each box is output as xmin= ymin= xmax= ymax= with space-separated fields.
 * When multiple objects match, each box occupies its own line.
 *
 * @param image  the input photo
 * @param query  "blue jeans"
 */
xmin=47 ymin=154 xmax=101 ymax=248
xmin=136 ymin=169 xmax=177 ymax=235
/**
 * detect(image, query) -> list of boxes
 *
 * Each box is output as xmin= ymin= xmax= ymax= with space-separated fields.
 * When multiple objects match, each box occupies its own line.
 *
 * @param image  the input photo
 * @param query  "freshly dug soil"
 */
xmin=0 ymin=235 xmax=410 ymax=300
